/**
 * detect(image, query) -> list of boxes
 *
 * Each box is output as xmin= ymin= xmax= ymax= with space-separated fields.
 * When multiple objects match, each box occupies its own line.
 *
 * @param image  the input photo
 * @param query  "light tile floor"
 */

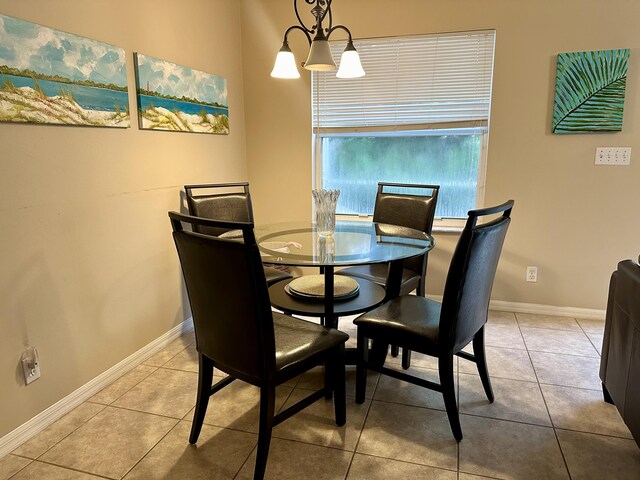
xmin=3 ymin=311 xmax=640 ymax=479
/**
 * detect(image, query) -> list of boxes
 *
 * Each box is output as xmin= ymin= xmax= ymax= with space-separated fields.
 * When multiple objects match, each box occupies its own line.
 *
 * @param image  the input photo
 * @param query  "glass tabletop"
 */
xmin=255 ymin=220 xmax=434 ymax=267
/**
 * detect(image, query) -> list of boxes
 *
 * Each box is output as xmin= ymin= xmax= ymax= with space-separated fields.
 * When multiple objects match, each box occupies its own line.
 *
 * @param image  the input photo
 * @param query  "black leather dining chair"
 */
xmin=184 ymin=182 xmax=292 ymax=286
xmin=337 ymin=182 xmax=439 ymax=369
xmin=169 ymin=212 xmax=348 ymax=480
xmin=337 ymin=182 xmax=439 ymax=297
xmin=354 ymin=200 xmax=514 ymax=442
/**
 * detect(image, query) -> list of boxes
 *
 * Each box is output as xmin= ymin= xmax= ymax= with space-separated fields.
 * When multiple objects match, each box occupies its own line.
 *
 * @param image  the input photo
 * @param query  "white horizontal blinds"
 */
xmin=313 ymin=31 xmax=496 ymax=130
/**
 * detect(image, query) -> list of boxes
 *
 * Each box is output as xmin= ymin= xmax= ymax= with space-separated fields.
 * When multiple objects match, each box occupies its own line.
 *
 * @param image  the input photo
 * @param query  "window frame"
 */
xmin=311 ymin=30 xmax=495 ymax=231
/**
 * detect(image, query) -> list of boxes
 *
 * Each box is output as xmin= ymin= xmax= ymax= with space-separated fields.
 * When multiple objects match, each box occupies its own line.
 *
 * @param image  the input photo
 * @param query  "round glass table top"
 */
xmin=255 ymin=220 xmax=434 ymax=267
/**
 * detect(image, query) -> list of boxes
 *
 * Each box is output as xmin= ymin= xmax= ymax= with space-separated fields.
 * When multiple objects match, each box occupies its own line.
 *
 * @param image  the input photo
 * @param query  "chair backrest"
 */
xmin=372 ymin=182 xmax=440 ymax=274
xmin=439 ymin=201 xmax=514 ymax=352
xmin=169 ymin=212 xmax=275 ymax=383
xmin=184 ymin=183 xmax=254 ymax=236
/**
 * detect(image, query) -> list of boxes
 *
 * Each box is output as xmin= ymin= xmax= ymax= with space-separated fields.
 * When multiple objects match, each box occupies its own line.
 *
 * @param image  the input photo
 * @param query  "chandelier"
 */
xmin=271 ymin=0 xmax=365 ymax=79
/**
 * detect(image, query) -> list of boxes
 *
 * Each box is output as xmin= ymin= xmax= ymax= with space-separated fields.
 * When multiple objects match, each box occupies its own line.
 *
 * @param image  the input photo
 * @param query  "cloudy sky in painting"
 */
xmin=0 ymin=14 xmax=127 ymax=86
xmin=135 ymin=53 xmax=227 ymax=106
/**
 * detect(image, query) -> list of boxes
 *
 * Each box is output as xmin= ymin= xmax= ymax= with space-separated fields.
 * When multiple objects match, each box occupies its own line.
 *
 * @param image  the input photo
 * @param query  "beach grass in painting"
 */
xmin=552 ymin=49 xmax=630 ymax=134
xmin=0 ymin=14 xmax=130 ymax=128
xmin=133 ymin=53 xmax=229 ymax=134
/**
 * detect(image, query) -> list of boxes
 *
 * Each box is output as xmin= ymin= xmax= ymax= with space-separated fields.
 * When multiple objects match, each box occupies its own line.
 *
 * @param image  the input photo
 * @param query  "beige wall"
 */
xmin=0 ymin=0 xmax=247 ymax=436
xmin=242 ymin=0 xmax=640 ymax=310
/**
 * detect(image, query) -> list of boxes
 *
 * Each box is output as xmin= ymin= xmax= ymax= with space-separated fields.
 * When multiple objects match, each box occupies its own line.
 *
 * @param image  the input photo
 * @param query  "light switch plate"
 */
xmin=595 ymin=147 xmax=631 ymax=165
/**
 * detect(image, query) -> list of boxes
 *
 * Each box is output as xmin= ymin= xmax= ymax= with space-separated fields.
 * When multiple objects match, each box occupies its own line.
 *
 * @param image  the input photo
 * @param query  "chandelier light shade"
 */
xmin=271 ymin=42 xmax=301 ymax=78
xmin=271 ymin=0 xmax=365 ymax=79
xmin=305 ymin=39 xmax=336 ymax=71
xmin=336 ymin=40 xmax=365 ymax=78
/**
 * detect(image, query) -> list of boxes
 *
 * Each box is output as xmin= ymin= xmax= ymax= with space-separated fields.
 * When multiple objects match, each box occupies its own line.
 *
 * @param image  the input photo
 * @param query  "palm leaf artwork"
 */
xmin=552 ymin=49 xmax=630 ymax=134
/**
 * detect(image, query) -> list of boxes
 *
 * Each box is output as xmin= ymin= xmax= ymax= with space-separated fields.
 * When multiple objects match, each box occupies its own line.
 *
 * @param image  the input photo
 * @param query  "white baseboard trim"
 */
xmin=0 ymin=318 xmax=194 ymax=459
xmin=488 ymin=300 xmax=606 ymax=320
xmin=424 ymin=296 xmax=606 ymax=320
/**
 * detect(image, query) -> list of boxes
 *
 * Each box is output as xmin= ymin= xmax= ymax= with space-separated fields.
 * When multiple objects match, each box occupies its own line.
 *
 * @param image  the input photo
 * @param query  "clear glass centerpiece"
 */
xmin=312 ymin=189 xmax=340 ymax=237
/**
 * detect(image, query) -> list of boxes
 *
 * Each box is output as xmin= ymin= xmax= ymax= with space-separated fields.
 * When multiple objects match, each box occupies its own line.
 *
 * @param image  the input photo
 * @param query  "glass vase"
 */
xmin=312 ymin=189 xmax=340 ymax=237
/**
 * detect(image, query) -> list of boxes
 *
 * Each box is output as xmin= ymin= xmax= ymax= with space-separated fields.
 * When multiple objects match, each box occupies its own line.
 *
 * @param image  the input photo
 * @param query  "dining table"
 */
xmin=255 ymin=219 xmax=435 ymax=331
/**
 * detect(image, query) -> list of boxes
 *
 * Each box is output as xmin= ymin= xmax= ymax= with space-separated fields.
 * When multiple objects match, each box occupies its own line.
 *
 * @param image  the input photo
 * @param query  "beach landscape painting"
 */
xmin=0 ymin=14 xmax=129 ymax=128
xmin=134 ymin=53 xmax=229 ymax=134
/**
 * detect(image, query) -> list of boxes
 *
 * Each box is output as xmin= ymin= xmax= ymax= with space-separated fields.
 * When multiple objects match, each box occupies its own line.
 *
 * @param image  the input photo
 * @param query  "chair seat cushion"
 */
xmin=337 ymin=264 xmax=420 ymax=295
xmin=274 ymin=314 xmax=349 ymax=373
xmin=264 ymin=266 xmax=292 ymax=286
xmin=354 ymin=296 xmax=441 ymax=351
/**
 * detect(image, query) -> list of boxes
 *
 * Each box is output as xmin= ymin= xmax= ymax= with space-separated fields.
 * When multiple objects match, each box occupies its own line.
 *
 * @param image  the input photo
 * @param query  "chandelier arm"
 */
xmin=295 ymin=0 xmax=315 ymax=33
xmin=326 ymin=24 xmax=353 ymax=42
xmin=283 ymin=25 xmax=313 ymax=46
xmin=324 ymin=2 xmax=333 ymax=33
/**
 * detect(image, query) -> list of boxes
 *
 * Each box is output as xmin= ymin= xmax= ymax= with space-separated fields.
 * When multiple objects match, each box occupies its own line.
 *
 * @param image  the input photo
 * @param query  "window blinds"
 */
xmin=312 ymin=31 xmax=496 ymax=131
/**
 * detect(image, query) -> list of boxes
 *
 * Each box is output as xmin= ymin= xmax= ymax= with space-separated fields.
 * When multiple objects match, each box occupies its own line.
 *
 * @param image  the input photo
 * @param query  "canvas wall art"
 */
xmin=552 ymin=49 xmax=630 ymax=134
xmin=0 ymin=14 xmax=129 ymax=128
xmin=134 ymin=53 xmax=229 ymax=134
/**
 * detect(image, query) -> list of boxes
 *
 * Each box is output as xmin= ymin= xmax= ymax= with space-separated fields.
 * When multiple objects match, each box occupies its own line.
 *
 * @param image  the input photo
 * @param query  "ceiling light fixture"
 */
xmin=271 ymin=0 xmax=365 ymax=79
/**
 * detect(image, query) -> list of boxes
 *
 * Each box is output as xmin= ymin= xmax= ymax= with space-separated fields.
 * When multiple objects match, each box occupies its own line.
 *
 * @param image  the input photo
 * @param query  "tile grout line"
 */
xmin=524 ymin=348 xmax=600 ymax=359
xmin=343 ymin=368 xmax=380 ymax=479
xmin=120 ymin=418 xmax=181 ymax=479
xmin=9 ymin=403 xmax=107 ymax=463
xmin=89 ymin=365 xmax=159 ymax=407
xmin=552 ymin=426 xmax=636 ymax=442
xmin=514 ymin=312 xmax=573 ymax=480
xmin=576 ymin=321 xmax=604 ymax=355
xmin=233 ymin=442 xmax=258 ymax=479
xmin=11 ymin=457 xmax=116 ymax=480
xmin=5 ymin=457 xmax=32 ymax=480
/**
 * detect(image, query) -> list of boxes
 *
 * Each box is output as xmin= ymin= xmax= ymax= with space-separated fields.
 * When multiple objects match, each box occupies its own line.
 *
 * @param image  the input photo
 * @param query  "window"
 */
xmin=312 ymin=31 xmax=496 ymax=226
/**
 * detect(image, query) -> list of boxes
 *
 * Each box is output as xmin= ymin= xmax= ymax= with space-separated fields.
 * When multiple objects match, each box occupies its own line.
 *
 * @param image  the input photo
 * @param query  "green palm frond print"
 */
xmin=552 ymin=49 xmax=630 ymax=134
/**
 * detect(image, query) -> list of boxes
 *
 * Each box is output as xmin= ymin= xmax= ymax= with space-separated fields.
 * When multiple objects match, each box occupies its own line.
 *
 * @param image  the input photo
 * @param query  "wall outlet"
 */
xmin=526 ymin=266 xmax=538 ymax=283
xmin=21 ymin=346 xmax=41 ymax=385
xmin=595 ymin=147 xmax=631 ymax=165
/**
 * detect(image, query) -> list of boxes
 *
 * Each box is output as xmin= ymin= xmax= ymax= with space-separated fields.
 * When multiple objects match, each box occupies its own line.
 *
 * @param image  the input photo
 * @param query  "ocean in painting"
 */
xmin=137 ymin=94 xmax=228 ymax=117
xmin=0 ymin=74 xmax=128 ymax=112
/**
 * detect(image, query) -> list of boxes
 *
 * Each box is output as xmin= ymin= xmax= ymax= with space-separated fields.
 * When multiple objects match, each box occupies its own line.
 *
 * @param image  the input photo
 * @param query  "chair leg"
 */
xmin=369 ymin=340 xmax=388 ymax=367
xmin=355 ymin=333 xmax=368 ymax=404
xmin=189 ymin=353 xmax=214 ymax=444
xmin=401 ymin=348 xmax=412 ymax=370
xmin=400 ymin=277 xmax=425 ymax=369
xmin=473 ymin=326 xmax=494 ymax=402
xmin=602 ymin=383 xmax=614 ymax=404
xmin=323 ymin=361 xmax=333 ymax=400
xmin=390 ymin=345 xmax=399 ymax=357
xmin=439 ymin=354 xmax=462 ymax=442
xmin=254 ymin=385 xmax=276 ymax=480
xmin=330 ymin=345 xmax=346 ymax=426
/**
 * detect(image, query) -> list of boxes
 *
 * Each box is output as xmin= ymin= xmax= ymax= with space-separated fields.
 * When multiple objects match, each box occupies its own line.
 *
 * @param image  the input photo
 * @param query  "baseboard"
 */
xmin=424 ymin=296 xmax=606 ymax=320
xmin=488 ymin=300 xmax=606 ymax=320
xmin=0 ymin=318 xmax=194 ymax=459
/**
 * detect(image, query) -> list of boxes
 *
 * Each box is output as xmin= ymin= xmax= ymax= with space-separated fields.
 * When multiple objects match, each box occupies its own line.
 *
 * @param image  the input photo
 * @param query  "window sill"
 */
xmin=432 ymin=225 xmax=463 ymax=234
xmin=336 ymin=214 xmax=464 ymax=234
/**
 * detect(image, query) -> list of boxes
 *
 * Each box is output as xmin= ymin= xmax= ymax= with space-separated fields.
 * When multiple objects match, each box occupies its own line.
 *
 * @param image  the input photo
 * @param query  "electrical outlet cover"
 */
xmin=21 ymin=346 xmax=41 ymax=385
